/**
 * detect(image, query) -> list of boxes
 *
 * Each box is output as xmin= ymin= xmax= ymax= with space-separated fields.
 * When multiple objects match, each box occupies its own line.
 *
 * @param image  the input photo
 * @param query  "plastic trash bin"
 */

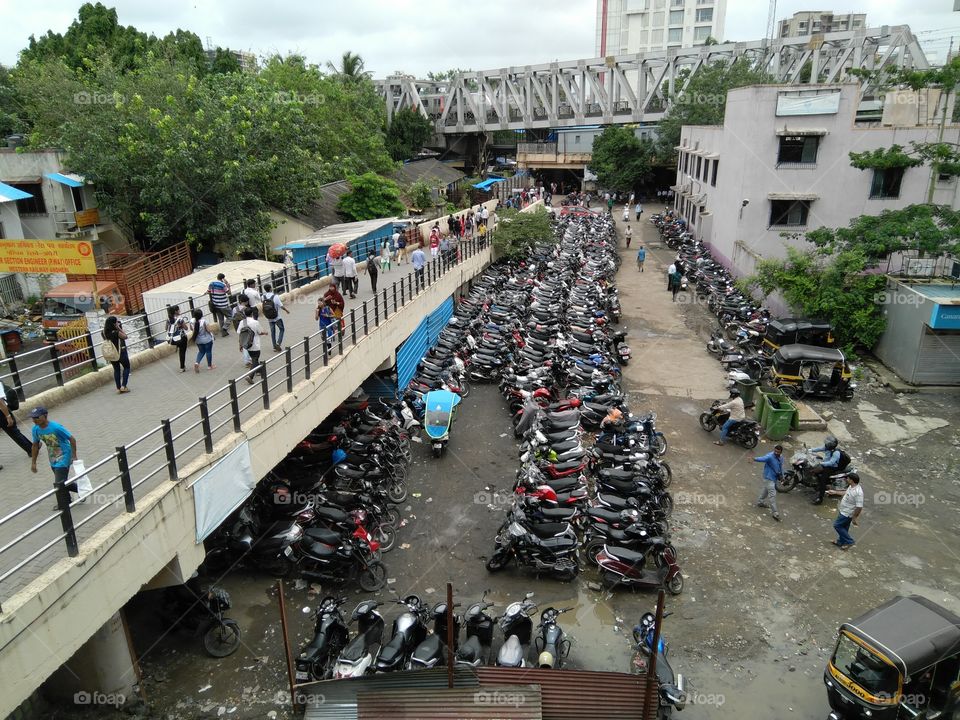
xmin=735 ymin=379 xmax=758 ymax=406
xmin=757 ymin=389 xmax=786 ymax=426
xmin=765 ymin=398 xmax=797 ymax=441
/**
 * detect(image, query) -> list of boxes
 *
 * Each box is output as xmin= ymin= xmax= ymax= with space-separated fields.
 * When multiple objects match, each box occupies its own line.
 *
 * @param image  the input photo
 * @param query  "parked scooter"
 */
xmin=332 ymin=600 xmax=385 ymax=678
xmin=596 ymin=543 xmax=684 ymax=594
xmin=631 ymin=611 xmax=687 ymax=714
xmin=534 ymin=607 xmax=573 ymax=669
xmin=698 ymin=401 xmax=760 ymax=449
xmin=423 ymin=389 xmax=461 ymax=458
xmin=408 ymin=602 xmax=461 ymax=669
xmin=295 ymin=596 xmax=349 ymax=682
xmin=496 ymin=592 xmax=538 ymax=667
xmin=455 ymin=592 xmax=496 ymax=667
xmin=485 ymin=520 xmax=580 ymax=581
xmin=374 ymin=595 xmax=429 ymax=672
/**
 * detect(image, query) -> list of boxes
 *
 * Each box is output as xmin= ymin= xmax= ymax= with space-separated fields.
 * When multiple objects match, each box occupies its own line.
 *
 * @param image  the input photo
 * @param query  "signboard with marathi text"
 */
xmin=0 ymin=239 xmax=97 ymax=274
xmin=74 ymin=208 xmax=100 ymax=228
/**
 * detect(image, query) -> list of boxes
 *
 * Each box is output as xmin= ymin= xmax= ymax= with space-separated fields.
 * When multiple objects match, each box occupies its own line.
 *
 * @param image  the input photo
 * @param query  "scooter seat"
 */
xmin=336 ymin=466 xmax=382 ymax=480
xmin=599 ymin=479 xmax=653 ymax=497
xmin=313 ymin=506 xmax=348 ymax=524
xmin=583 ymin=401 xmax=617 ymax=413
xmin=533 ymin=534 xmax=578 ymax=550
xmin=542 ymin=417 xmax=581 ymax=431
xmin=543 ymin=476 xmax=583 ymax=493
xmin=304 ymin=526 xmax=342 ymax=545
xmin=338 ymin=634 xmax=367 ymax=663
xmin=598 ymin=468 xmax=637 ymax=482
xmin=456 ymin=635 xmax=482 ymax=664
xmin=543 ymin=409 xmax=580 ymax=422
xmin=605 ymin=545 xmax=645 ymax=564
xmin=537 ymin=507 xmax=578 ymax=521
xmin=376 ymin=634 xmax=406 ymax=668
xmin=550 ymin=459 xmax=584 ymax=472
xmin=526 ymin=521 xmax=572 ymax=537
xmin=545 ymin=439 xmax=582 ymax=454
xmin=411 ymin=634 xmax=442 ymax=664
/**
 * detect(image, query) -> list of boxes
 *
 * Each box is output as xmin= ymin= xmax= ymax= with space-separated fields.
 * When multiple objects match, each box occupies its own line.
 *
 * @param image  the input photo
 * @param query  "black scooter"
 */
xmin=295 ymin=596 xmax=349 ymax=682
xmin=632 ymin=611 xmax=687 ymax=714
xmin=485 ymin=520 xmax=580 ymax=581
xmin=374 ymin=595 xmax=429 ymax=672
xmin=202 ymin=506 xmax=303 ymax=578
xmin=408 ymin=602 xmax=461 ymax=669
xmin=332 ymin=600 xmax=384 ymax=678
xmin=534 ymin=607 xmax=573 ymax=668
xmin=455 ymin=593 xmax=496 ymax=667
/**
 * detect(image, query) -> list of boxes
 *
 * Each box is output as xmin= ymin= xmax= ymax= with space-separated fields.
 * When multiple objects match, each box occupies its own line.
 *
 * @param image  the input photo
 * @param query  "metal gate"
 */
xmin=395 ymin=297 xmax=454 ymax=392
xmin=914 ymin=325 xmax=960 ymax=384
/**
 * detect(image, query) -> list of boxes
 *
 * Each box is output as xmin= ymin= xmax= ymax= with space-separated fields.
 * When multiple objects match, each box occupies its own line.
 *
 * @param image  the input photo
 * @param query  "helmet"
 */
xmin=824 ymin=435 xmax=838 ymax=451
xmin=728 ymin=388 xmax=741 ymax=399
xmin=619 ymin=509 xmax=640 ymax=525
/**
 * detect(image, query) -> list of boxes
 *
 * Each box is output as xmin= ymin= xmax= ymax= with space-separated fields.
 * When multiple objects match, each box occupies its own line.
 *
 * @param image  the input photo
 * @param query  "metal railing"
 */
xmin=0 ymin=236 xmax=397 ymax=406
xmin=0 ymin=234 xmax=493 ymax=609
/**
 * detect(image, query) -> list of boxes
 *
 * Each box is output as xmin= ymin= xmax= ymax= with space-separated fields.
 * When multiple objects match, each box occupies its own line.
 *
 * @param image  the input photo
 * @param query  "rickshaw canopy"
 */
xmin=774 ymin=343 xmax=846 ymax=365
xmin=424 ymin=389 xmax=461 ymax=439
xmin=765 ymin=317 xmax=834 ymax=346
xmin=840 ymin=595 xmax=960 ymax=677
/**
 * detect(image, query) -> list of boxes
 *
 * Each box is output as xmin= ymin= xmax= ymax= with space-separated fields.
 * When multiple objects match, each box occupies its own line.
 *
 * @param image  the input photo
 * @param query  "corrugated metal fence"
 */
xmin=395 ymin=296 xmax=454 ymax=392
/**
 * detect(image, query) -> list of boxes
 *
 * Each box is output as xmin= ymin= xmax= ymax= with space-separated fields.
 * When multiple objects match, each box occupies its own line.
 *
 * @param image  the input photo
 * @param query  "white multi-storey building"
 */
xmin=595 ymin=0 xmax=728 ymax=56
xmin=778 ymin=10 xmax=867 ymax=38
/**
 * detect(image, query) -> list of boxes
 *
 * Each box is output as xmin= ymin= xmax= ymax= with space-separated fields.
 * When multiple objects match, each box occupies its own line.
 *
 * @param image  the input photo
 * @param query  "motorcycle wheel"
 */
xmin=739 ymin=433 xmax=759 ymax=450
xmin=653 ymin=433 xmax=668 ymax=457
xmin=431 ymin=445 xmax=442 ymax=458
xmin=777 ymin=470 xmax=799 ymax=493
xmin=781 ymin=384 xmax=804 ymax=400
xmin=384 ymin=505 xmax=402 ymax=527
xmin=699 ymin=413 xmax=717 ymax=432
xmin=201 ymin=619 xmax=242 ymax=658
xmin=485 ymin=552 xmax=508 ymax=572
xmin=457 ymin=379 xmax=471 ymax=398
xmin=659 ymin=494 xmax=674 ymax=517
xmin=583 ymin=540 xmax=604 ymax=565
xmin=375 ymin=525 xmax=397 ymax=553
xmin=658 ymin=462 xmax=673 ymax=488
xmin=387 ymin=480 xmax=408 ymax=503
xmin=706 ymin=343 xmax=722 ymax=356
xmin=358 ymin=561 xmax=387 ymax=592
xmin=667 ymin=572 xmax=685 ymax=595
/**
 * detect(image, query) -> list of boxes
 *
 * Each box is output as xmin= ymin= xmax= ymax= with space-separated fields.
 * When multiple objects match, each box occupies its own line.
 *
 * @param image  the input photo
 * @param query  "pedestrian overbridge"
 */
xmin=0 ymin=233 xmax=498 ymax=718
xmin=378 ymin=24 xmax=927 ymax=134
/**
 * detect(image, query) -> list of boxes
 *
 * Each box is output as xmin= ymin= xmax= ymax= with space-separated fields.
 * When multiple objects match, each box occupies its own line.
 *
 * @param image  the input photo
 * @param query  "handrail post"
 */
xmin=7 ymin=355 xmax=25 ymax=402
xmin=260 ymin=363 xmax=270 ymax=410
xmin=49 ymin=345 xmax=64 ymax=387
xmin=55 ymin=484 xmax=79 ymax=557
xmin=337 ymin=322 xmax=344 ymax=356
xmin=199 ymin=397 xmax=214 ymax=453
xmin=382 ymin=288 xmax=389 ymax=319
xmin=228 ymin=379 xmax=241 ymax=432
xmin=374 ymin=294 xmax=380 ymax=327
xmin=303 ymin=337 xmax=311 ymax=379
xmin=285 ymin=347 xmax=294 ymax=393
xmin=393 ymin=284 xmax=398 ymax=312
xmin=322 ymin=334 xmax=329 ymax=366
xmin=362 ymin=302 xmax=369 ymax=335
xmin=350 ymin=309 xmax=357 ymax=346
xmin=84 ymin=331 xmax=98 ymax=372
xmin=116 ymin=446 xmax=136 ymax=512
xmin=408 ymin=274 xmax=413 ymax=300
xmin=161 ymin=419 xmax=177 ymax=481
xmin=400 ymin=280 xmax=405 ymax=306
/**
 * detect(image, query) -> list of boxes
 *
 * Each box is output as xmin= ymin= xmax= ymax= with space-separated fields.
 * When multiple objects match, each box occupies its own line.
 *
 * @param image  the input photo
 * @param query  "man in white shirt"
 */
xmin=260 ymin=282 xmax=290 ymax=351
xmin=667 ymin=262 xmax=677 ymax=291
xmin=714 ymin=388 xmax=746 ymax=446
xmin=239 ymin=307 xmax=267 ymax=384
xmin=827 ymin=473 xmax=864 ymax=549
xmin=341 ymin=251 xmax=358 ymax=299
xmin=242 ymin=279 xmax=261 ymax=318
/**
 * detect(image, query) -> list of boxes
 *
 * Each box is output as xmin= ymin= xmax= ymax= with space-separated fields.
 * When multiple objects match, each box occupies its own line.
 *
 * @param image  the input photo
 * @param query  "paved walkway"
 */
xmin=0 ymin=256 xmax=429 ymax=600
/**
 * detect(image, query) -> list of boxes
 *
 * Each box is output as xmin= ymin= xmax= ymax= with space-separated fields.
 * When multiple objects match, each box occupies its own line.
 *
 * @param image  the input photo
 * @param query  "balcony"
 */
xmin=53 ymin=208 xmax=110 ymax=238
xmin=516 ymin=143 xmax=592 ymax=169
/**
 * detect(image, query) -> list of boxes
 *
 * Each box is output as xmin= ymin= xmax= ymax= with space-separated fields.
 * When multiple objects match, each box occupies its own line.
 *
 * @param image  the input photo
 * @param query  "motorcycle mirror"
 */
xmin=525 ymin=591 xmax=535 ymax=599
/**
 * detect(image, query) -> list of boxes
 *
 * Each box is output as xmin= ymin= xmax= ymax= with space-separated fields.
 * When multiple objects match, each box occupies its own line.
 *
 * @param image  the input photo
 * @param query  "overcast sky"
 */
xmin=1 ymin=0 xmax=959 ymax=73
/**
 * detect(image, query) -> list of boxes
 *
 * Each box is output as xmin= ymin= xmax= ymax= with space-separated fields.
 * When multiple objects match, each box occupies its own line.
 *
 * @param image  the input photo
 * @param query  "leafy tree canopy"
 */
xmin=209 ymin=47 xmax=243 ymax=75
xmin=326 ymin=51 xmax=371 ymax=81
xmin=655 ymin=58 xmax=771 ymax=163
xmin=404 ymin=179 xmax=434 ymax=212
xmin=386 ymin=107 xmax=433 ymax=161
xmin=588 ymin=126 xmax=655 ymax=192
xmin=337 ymin=172 xmax=406 ymax=222
xmin=849 ymin=144 xmax=923 ymax=170
xmin=492 ymin=207 xmax=554 ymax=258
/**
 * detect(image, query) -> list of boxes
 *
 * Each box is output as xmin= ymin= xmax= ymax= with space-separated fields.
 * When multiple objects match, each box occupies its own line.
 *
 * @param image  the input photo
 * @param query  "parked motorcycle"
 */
xmin=332 ymin=600 xmax=385 ymax=678
xmin=374 ymin=595 xmax=429 ymax=672
xmin=632 ymin=610 xmax=687 ymax=713
xmin=455 ymin=592 xmax=496 ymax=667
xmin=533 ymin=606 xmax=573 ymax=669
xmin=160 ymin=579 xmax=241 ymax=658
xmin=596 ymin=543 xmax=684 ymax=594
xmin=295 ymin=596 xmax=349 ymax=682
xmin=409 ymin=601 xmax=461 ymax=669
xmin=496 ymin=592 xmax=538 ymax=667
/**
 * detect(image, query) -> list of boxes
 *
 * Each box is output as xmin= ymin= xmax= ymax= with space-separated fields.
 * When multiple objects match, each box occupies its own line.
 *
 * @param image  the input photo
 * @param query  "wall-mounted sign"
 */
xmin=0 ymin=239 xmax=97 ymax=274
xmin=776 ymin=91 xmax=841 ymax=117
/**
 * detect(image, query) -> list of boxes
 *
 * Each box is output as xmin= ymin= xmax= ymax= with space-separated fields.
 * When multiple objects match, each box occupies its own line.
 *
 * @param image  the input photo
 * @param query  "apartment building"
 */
xmin=778 ymin=11 xmax=867 ymax=38
xmin=595 ymin=0 xmax=728 ymax=56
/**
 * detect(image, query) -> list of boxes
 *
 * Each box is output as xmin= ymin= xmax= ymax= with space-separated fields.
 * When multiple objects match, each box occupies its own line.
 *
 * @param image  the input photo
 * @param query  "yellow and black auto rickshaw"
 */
xmin=825 ymin=594 xmax=960 ymax=720
xmin=761 ymin=317 xmax=835 ymax=356
xmin=770 ymin=343 xmax=856 ymax=400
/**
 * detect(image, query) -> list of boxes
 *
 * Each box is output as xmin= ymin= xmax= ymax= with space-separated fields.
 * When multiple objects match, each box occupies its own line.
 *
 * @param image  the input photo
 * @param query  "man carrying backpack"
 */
xmin=238 ymin=307 xmax=267 ymax=385
xmin=260 ymin=283 xmax=290 ymax=352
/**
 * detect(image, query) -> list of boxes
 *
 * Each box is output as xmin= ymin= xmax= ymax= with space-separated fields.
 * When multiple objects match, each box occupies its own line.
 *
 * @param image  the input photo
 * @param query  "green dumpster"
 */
xmin=735 ymin=379 xmax=758 ymax=406
xmin=765 ymin=397 xmax=797 ymax=441
xmin=757 ymin=389 xmax=786 ymax=426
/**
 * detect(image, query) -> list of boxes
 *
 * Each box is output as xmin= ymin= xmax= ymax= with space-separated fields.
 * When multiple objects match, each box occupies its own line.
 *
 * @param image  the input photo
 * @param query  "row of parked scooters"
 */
xmin=201 ymin=395 xmax=422 ymax=591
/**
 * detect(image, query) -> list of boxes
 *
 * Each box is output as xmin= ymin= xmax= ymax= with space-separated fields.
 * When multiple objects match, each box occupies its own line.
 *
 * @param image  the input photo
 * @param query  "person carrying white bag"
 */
xmin=28 ymin=406 xmax=86 ymax=509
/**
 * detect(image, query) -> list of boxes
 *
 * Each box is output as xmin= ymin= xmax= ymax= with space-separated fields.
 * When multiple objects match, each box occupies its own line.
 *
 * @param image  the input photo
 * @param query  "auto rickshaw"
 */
xmin=825 ymin=594 xmax=960 ymax=720
xmin=770 ymin=344 xmax=856 ymax=400
xmin=761 ymin=317 xmax=835 ymax=356
xmin=423 ymin=389 xmax=461 ymax=458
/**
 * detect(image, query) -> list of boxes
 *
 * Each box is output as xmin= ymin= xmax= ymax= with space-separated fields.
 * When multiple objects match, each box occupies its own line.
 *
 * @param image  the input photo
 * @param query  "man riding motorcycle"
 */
xmin=713 ymin=389 xmax=745 ymax=447
xmin=810 ymin=435 xmax=841 ymax=505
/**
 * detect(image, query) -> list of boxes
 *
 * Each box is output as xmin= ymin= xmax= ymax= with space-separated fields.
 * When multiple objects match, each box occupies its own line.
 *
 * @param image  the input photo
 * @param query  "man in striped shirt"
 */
xmin=208 ymin=273 xmax=232 ymax=337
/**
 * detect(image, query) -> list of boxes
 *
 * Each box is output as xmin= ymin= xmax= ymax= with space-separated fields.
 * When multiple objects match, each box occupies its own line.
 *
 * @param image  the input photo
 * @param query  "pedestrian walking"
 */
xmin=629 ymin=191 xmax=635 ymax=205
xmin=316 ymin=298 xmax=335 ymax=348
xmin=102 ymin=316 xmax=131 ymax=394
xmin=231 ymin=298 xmax=251 ymax=366
xmin=242 ymin=279 xmax=261 ymax=319
xmin=29 ymin=406 xmax=80 ymax=505
xmin=625 ymin=225 xmax=633 ymax=248
xmin=191 ymin=308 xmax=216 ymax=372
xmin=364 ymin=250 xmax=379 ymax=293
xmin=481 ymin=205 xmax=489 ymax=227
xmin=670 ymin=271 xmax=681 ymax=301
xmin=208 ymin=273 xmax=232 ymax=336
xmin=239 ymin=307 xmax=267 ymax=385
xmin=380 ymin=241 xmax=392 ymax=272
xmin=754 ymin=445 xmax=783 ymax=521
xmin=167 ymin=305 xmax=190 ymax=372
xmin=0 ymin=394 xmax=32 ymax=456
xmin=635 ymin=202 xmax=643 ymax=221
xmin=342 ymin=251 xmax=358 ymax=299
xmin=429 ymin=224 xmax=441 ymax=259
xmin=411 ymin=244 xmax=426 ymax=290
xmin=827 ymin=473 xmax=864 ymax=550
xmin=439 ymin=234 xmax=451 ymax=264
xmin=396 ymin=230 xmax=408 ymax=264
xmin=622 ymin=206 xmax=629 ymax=223
xmin=261 ymin=282 xmax=289 ymax=351
xmin=636 ymin=245 xmax=646 ymax=272
xmin=667 ymin=262 xmax=677 ymax=291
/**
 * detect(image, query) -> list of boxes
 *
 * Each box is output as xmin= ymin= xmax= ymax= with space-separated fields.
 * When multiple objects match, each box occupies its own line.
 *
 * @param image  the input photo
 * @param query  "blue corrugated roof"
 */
xmin=44 ymin=172 xmax=85 ymax=188
xmin=472 ymin=178 xmax=506 ymax=190
xmin=0 ymin=181 xmax=32 ymax=203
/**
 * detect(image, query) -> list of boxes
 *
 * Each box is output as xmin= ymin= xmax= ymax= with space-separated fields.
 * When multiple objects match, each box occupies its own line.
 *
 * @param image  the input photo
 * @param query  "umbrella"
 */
xmin=328 ymin=243 xmax=348 ymax=259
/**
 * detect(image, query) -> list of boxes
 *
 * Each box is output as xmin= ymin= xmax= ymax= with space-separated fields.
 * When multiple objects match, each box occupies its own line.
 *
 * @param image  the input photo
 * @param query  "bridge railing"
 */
xmin=0 ymin=235 xmax=494 ymax=609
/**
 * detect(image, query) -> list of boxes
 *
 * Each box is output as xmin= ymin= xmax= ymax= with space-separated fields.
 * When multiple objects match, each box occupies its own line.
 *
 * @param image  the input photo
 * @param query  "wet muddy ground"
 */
xmin=45 ymin=214 xmax=960 ymax=719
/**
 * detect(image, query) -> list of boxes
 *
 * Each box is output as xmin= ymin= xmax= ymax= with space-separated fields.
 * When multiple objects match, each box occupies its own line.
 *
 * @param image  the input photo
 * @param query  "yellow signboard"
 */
xmin=0 ymin=239 xmax=98 ymax=274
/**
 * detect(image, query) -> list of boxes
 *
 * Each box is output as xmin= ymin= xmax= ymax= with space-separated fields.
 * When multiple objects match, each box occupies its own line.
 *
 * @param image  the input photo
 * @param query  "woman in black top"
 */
xmin=167 ymin=305 xmax=190 ymax=372
xmin=103 ymin=315 xmax=131 ymax=393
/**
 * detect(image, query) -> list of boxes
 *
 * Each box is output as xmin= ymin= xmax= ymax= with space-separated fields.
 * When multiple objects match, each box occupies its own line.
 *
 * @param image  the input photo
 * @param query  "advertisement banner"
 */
xmin=776 ymin=91 xmax=841 ymax=117
xmin=0 ymin=239 xmax=97 ymax=274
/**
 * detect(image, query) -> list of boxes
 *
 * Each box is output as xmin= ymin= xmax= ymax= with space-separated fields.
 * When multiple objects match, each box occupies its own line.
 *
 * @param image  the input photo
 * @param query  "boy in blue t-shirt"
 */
xmin=636 ymin=246 xmax=646 ymax=272
xmin=29 ymin=406 xmax=79 ymax=496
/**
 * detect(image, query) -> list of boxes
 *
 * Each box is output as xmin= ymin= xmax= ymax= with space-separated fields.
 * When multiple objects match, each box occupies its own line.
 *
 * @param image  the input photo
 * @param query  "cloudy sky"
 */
xmin=1 ymin=0 xmax=959 ymax=73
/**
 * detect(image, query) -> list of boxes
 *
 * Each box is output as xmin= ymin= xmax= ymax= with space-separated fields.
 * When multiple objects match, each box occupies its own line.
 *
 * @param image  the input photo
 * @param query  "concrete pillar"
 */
xmin=44 ymin=610 xmax=140 ymax=709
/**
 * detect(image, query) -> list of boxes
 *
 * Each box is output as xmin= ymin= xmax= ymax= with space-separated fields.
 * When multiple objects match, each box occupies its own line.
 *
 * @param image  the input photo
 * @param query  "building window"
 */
xmin=653 ymin=11 xmax=665 ymax=26
xmin=695 ymin=7 xmax=713 ymax=22
xmin=574 ymin=135 xmax=581 ymax=144
xmin=769 ymin=200 xmax=811 ymax=227
xmin=682 ymin=152 xmax=689 ymax=173
xmin=668 ymin=27 xmax=683 ymax=42
xmin=711 ymin=159 xmax=719 ymax=186
xmin=696 ymin=156 xmax=702 ymax=178
xmin=694 ymin=25 xmax=712 ymax=42
xmin=671 ymin=0 xmax=684 ymax=6
xmin=669 ymin=9 xmax=683 ymax=24
xmin=777 ymin=135 xmax=820 ymax=165
xmin=870 ymin=168 xmax=905 ymax=199
xmin=12 ymin=183 xmax=47 ymax=215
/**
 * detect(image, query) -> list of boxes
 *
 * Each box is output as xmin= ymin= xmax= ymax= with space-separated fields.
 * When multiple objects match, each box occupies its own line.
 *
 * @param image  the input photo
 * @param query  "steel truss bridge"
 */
xmin=378 ymin=25 xmax=928 ymax=134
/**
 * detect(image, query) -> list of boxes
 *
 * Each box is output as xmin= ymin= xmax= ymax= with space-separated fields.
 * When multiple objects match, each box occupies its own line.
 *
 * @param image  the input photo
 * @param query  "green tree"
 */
xmin=386 ymin=107 xmax=433 ymax=161
xmin=209 ymin=47 xmax=242 ymax=75
xmin=491 ymin=207 xmax=554 ymax=258
xmin=337 ymin=172 xmax=406 ymax=221
xmin=405 ymin=179 xmax=434 ymax=212
xmin=326 ymin=51 xmax=370 ymax=81
xmin=588 ymin=126 xmax=655 ymax=192
xmin=0 ymin=65 xmax=25 ymax=137
xmin=655 ymin=58 xmax=771 ymax=163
